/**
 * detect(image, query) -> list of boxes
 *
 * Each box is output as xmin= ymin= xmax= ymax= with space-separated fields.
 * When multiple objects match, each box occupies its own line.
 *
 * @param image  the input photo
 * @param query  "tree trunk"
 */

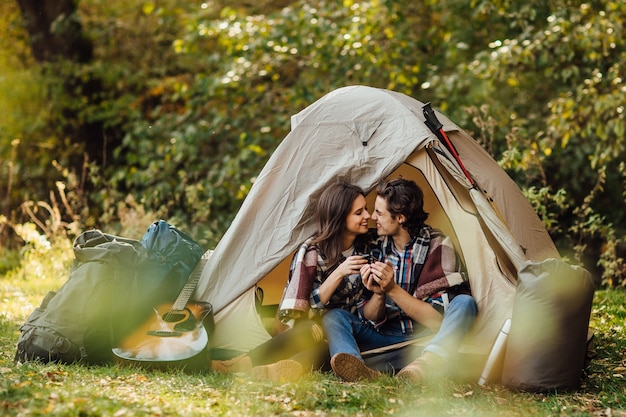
xmin=15 ymin=0 xmax=109 ymax=170
xmin=16 ymin=0 xmax=92 ymax=63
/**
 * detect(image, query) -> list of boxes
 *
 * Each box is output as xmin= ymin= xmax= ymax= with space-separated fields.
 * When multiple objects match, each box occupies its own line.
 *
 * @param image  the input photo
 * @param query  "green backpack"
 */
xmin=15 ymin=221 xmax=203 ymax=364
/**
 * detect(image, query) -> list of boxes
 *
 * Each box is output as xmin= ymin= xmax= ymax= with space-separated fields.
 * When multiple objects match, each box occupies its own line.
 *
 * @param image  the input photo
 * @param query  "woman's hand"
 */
xmin=319 ymin=255 xmax=369 ymax=305
xmin=337 ymin=255 xmax=369 ymax=278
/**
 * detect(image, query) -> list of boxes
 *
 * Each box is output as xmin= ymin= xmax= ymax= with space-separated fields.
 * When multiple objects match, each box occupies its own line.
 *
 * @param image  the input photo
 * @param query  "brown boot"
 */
xmin=211 ymin=354 xmax=253 ymax=374
xmin=395 ymin=352 xmax=442 ymax=383
xmin=250 ymin=359 xmax=304 ymax=382
xmin=330 ymin=353 xmax=380 ymax=382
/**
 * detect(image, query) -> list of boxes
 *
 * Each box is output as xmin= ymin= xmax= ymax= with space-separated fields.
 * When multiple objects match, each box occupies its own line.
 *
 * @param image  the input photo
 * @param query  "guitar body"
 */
xmin=113 ymin=301 xmax=214 ymax=370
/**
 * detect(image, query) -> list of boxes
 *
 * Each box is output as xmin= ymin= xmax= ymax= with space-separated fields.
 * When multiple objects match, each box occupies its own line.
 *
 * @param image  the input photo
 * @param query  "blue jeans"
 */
xmin=322 ymin=294 xmax=477 ymax=361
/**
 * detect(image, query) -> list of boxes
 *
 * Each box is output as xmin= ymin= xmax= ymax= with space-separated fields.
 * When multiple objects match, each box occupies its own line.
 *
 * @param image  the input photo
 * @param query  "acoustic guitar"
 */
xmin=112 ymin=251 xmax=214 ymax=370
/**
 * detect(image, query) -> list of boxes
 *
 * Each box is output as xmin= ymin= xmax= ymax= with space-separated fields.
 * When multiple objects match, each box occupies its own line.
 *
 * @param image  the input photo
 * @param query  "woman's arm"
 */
xmin=317 ymin=255 xmax=368 ymax=305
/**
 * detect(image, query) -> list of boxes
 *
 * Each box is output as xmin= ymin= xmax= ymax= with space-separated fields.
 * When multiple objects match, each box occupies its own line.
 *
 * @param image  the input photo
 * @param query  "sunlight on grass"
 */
xmin=1 ymin=239 xmax=625 ymax=416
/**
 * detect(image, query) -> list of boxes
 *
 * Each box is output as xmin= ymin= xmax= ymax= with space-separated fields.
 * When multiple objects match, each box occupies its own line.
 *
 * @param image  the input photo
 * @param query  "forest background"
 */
xmin=0 ymin=0 xmax=625 ymax=288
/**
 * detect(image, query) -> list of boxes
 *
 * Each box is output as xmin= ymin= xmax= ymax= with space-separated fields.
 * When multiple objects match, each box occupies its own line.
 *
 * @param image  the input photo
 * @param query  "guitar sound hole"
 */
xmin=163 ymin=312 xmax=187 ymax=322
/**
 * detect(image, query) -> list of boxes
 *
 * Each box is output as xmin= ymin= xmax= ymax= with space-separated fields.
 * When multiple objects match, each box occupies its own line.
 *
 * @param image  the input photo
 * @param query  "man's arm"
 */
xmin=361 ymin=292 xmax=387 ymax=321
xmin=386 ymin=284 xmax=442 ymax=331
xmin=368 ymin=261 xmax=443 ymax=331
xmin=390 ymin=232 xmax=465 ymax=329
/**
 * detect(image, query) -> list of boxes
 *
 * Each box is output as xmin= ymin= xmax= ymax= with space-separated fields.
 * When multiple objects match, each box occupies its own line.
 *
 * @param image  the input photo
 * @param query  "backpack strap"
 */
xmin=15 ymin=325 xmax=84 ymax=364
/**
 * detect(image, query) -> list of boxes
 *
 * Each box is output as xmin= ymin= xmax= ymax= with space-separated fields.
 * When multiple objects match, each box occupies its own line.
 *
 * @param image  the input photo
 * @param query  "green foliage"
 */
xmin=432 ymin=0 xmax=626 ymax=285
xmin=112 ymin=1 xmax=438 ymax=236
xmin=1 ymin=0 xmax=625 ymax=284
xmin=2 ymin=221 xmax=74 ymax=282
xmin=0 ymin=2 xmax=56 ymax=220
xmin=0 ymin=2 xmax=37 ymax=143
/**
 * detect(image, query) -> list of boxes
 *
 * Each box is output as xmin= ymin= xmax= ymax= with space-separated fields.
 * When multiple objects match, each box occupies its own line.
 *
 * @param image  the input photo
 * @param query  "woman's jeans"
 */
xmin=322 ymin=294 xmax=478 ymax=361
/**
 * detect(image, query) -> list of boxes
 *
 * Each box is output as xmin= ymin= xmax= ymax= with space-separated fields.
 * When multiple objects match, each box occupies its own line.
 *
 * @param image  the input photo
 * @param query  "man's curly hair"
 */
xmin=376 ymin=178 xmax=429 ymax=236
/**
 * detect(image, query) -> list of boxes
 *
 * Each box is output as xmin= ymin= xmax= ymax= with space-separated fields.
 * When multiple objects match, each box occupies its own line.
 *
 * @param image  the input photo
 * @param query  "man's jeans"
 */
xmin=322 ymin=294 xmax=478 ymax=360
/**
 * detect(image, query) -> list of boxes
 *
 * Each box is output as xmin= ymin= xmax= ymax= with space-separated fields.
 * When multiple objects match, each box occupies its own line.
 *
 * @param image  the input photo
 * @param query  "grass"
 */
xmin=1 ymin=257 xmax=625 ymax=416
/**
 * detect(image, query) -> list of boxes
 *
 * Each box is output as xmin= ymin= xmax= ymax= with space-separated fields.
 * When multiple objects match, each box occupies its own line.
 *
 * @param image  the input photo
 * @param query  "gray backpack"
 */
xmin=501 ymin=258 xmax=595 ymax=392
xmin=15 ymin=222 xmax=203 ymax=364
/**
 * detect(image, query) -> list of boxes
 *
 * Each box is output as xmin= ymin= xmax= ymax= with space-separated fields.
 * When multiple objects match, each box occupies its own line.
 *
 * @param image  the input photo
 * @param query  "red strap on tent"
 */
xmin=423 ymin=103 xmax=512 ymax=226
xmin=423 ymin=103 xmax=475 ymax=187
xmin=437 ymin=128 xmax=475 ymax=187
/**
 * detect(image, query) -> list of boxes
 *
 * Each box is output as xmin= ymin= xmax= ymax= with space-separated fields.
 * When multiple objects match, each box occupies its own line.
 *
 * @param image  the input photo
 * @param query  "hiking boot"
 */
xmin=395 ymin=352 xmax=443 ymax=383
xmin=211 ymin=354 xmax=253 ymax=374
xmin=395 ymin=357 xmax=427 ymax=383
xmin=250 ymin=359 xmax=304 ymax=382
xmin=330 ymin=353 xmax=380 ymax=382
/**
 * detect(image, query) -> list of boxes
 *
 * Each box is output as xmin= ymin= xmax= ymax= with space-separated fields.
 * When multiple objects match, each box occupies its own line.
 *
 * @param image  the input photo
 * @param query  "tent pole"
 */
xmin=422 ymin=103 xmax=511 ymax=226
xmin=423 ymin=102 xmax=475 ymax=187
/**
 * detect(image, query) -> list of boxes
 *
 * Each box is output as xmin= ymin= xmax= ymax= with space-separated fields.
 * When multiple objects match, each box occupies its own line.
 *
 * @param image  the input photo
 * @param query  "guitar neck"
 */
xmin=171 ymin=251 xmax=211 ymax=311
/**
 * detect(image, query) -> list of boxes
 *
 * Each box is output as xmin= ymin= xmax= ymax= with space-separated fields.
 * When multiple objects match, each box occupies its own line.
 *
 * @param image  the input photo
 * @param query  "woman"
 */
xmin=211 ymin=181 xmax=372 ymax=381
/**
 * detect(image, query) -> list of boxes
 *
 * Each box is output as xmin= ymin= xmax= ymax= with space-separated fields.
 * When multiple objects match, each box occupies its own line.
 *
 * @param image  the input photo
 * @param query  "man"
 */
xmin=322 ymin=178 xmax=478 ymax=382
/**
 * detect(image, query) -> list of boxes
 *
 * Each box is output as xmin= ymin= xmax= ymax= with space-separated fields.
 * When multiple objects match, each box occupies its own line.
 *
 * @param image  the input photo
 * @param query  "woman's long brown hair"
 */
xmin=311 ymin=182 xmax=368 ymax=267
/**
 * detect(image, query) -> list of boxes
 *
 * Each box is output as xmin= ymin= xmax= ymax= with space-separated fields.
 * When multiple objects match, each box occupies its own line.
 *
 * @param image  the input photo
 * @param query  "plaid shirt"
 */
xmin=359 ymin=226 xmax=467 ymax=335
xmin=310 ymin=251 xmax=367 ymax=313
xmin=279 ymin=239 xmax=367 ymax=323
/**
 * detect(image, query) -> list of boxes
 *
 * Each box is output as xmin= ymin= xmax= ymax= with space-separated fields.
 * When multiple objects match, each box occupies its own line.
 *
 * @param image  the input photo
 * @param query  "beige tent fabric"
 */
xmin=403 ymin=150 xmax=516 ymax=352
xmin=448 ymin=127 xmax=560 ymax=262
xmin=211 ymin=287 xmax=272 ymax=351
xmin=196 ymin=86 xmax=436 ymax=313
xmin=195 ymin=85 xmax=559 ymax=356
xmin=470 ymin=188 xmax=528 ymax=272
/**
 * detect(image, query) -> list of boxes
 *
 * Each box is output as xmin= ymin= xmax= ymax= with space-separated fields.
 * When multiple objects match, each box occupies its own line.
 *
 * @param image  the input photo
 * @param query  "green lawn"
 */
xmin=1 ymin=271 xmax=625 ymax=416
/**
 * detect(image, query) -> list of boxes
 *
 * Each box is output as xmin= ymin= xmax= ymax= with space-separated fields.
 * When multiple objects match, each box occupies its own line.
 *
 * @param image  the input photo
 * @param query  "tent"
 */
xmin=194 ymin=85 xmax=585 ymax=383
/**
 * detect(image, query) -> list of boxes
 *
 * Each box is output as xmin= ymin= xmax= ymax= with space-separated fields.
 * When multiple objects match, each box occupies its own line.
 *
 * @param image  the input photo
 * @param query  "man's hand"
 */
xmin=361 ymin=261 xmax=395 ymax=293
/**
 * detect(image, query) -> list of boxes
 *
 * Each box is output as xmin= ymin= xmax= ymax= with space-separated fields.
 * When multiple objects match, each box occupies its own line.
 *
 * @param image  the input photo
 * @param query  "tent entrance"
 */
xmin=256 ymin=157 xmax=457 ymax=308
